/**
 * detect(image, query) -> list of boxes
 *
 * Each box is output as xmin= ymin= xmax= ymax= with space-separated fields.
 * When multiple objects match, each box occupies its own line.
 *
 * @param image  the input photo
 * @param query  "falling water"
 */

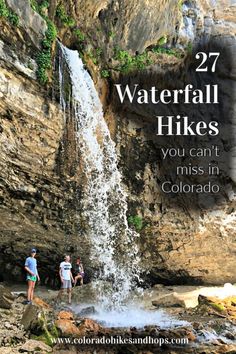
xmin=57 ymin=43 xmax=140 ymax=308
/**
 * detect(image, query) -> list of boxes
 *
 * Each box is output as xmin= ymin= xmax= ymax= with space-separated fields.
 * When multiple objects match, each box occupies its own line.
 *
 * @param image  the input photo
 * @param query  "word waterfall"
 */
xmin=115 ymin=83 xmax=219 ymax=136
xmin=57 ymin=43 xmax=140 ymax=308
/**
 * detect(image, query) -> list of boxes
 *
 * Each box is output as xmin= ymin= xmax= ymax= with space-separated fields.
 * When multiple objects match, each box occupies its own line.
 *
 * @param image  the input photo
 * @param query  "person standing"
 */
xmin=74 ymin=257 xmax=85 ymax=286
xmin=24 ymin=248 xmax=40 ymax=305
xmin=57 ymin=255 xmax=74 ymax=305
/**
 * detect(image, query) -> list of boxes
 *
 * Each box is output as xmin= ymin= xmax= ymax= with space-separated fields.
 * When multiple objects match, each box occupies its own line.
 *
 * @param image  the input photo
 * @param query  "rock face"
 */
xmin=20 ymin=339 xmax=52 ymax=353
xmin=0 ymin=4 xmax=90 ymax=283
xmin=6 ymin=0 xmax=47 ymax=49
xmin=0 ymin=285 xmax=14 ymax=309
xmin=115 ymin=49 xmax=236 ymax=284
xmin=110 ymin=2 xmax=236 ymax=284
xmin=59 ymin=0 xmax=181 ymax=53
xmin=0 ymin=0 xmax=236 ymax=287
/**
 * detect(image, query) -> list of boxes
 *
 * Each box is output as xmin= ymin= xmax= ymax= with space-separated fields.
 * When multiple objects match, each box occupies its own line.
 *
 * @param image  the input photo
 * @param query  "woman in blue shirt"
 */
xmin=24 ymin=248 xmax=40 ymax=304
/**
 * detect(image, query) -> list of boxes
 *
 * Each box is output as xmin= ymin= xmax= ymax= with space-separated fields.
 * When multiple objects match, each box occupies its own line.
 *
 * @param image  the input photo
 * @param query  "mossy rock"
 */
xmin=210 ymin=303 xmax=226 ymax=313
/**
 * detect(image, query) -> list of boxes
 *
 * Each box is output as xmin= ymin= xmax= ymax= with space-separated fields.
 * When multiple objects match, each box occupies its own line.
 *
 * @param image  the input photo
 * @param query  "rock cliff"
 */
xmin=0 ymin=0 xmax=235 ymax=286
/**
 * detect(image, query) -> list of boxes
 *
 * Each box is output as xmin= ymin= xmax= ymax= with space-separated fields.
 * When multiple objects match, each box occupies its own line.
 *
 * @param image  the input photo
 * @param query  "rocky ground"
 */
xmin=0 ymin=282 xmax=236 ymax=353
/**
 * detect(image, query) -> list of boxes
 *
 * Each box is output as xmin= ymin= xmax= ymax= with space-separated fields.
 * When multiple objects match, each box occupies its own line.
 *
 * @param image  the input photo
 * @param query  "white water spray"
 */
xmin=58 ymin=43 xmax=140 ymax=308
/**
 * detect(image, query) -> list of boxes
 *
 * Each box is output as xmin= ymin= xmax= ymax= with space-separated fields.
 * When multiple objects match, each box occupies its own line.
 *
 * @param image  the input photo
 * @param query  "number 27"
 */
xmin=195 ymin=52 xmax=220 ymax=72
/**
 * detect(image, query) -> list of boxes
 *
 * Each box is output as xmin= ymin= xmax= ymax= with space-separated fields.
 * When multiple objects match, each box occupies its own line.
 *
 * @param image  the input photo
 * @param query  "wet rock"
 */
xmin=76 ymin=318 xmax=104 ymax=336
xmin=78 ymin=306 xmax=96 ymax=316
xmin=192 ymin=321 xmax=204 ymax=330
xmin=55 ymin=318 xmax=80 ymax=336
xmin=224 ymin=330 xmax=235 ymax=340
xmin=152 ymin=292 xmax=186 ymax=308
xmin=56 ymin=312 xmax=103 ymax=337
xmin=0 ymin=285 xmax=14 ymax=309
xmin=19 ymin=339 xmax=52 ymax=352
xmin=72 ymin=282 xmax=107 ymax=302
xmin=159 ymin=327 xmax=197 ymax=343
xmin=195 ymin=294 xmax=236 ymax=320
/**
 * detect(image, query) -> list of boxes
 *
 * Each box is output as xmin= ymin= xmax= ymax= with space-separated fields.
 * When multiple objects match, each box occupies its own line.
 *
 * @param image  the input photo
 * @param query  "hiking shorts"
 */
xmin=61 ymin=280 xmax=72 ymax=289
xmin=27 ymin=275 xmax=37 ymax=282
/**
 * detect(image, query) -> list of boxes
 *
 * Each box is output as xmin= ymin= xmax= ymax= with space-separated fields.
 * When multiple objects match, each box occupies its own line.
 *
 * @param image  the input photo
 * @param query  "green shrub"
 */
xmin=36 ymin=49 xmax=51 ymax=84
xmin=0 ymin=0 xmax=19 ymax=26
xmin=74 ymin=28 xmax=85 ymax=41
xmin=128 ymin=215 xmax=143 ymax=231
xmin=152 ymin=46 xmax=182 ymax=58
xmin=108 ymin=31 xmax=115 ymax=39
xmin=36 ymin=19 xmax=57 ymax=85
xmin=30 ymin=1 xmax=57 ymax=85
xmin=96 ymin=48 xmax=102 ymax=57
xmin=178 ymin=0 xmax=183 ymax=9
xmin=86 ymin=50 xmax=97 ymax=64
xmin=30 ymin=0 xmax=49 ymax=15
xmin=158 ymin=36 xmax=167 ymax=46
xmin=42 ymin=19 xmax=57 ymax=48
xmin=38 ymin=0 xmax=49 ymax=15
xmin=186 ymin=42 xmax=193 ymax=54
xmin=114 ymin=48 xmax=152 ymax=73
xmin=36 ymin=50 xmax=51 ymax=69
xmin=0 ymin=0 xmax=9 ymax=17
xmin=56 ymin=3 xmax=75 ymax=27
xmin=7 ymin=9 xmax=19 ymax=26
xmin=101 ymin=69 xmax=110 ymax=78
xmin=30 ymin=0 xmax=38 ymax=12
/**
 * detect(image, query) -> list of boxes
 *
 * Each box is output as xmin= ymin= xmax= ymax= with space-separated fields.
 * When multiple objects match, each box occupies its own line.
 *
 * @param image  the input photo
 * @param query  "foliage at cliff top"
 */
xmin=29 ymin=0 xmax=184 ymax=83
xmin=97 ymin=45 xmax=183 ymax=78
xmin=29 ymin=0 xmax=57 ymax=85
xmin=30 ymin=0 xmax=49 ymax=15
xmin=56 ymin=3 xmax=75 ymax=27
xmin=114 ymin=48 xmax=153 ymax=73
xmin=0 ymin=0 xmax=19 ymax=26
xmin=36 ymin=14 xmax=57 ymax=84
xmin=30 ymin=0 xmax=80 ymax=85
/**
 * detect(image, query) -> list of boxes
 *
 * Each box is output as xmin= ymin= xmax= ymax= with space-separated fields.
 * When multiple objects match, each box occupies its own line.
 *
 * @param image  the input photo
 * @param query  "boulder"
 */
xmin=21 ymin=304 xmax=41 ymax=331
xmin=78 ymin=306 xmax=96 ymax=316
xmin=72 ymin=283 xmax=97 ymax=303
xmin=152 ymin=292 xmax=187 ymax=308
xmin=76 ymin=318 xmax=103 ymax=336
xmin=55 ymin=318 xmax=81 ymax=336
xmin=5 ymin=0 xmax=47 ymax=49
xmin=0 ymin=349 xmax=19 ymax=354
xmin=19 ymin=339 xmax=52 ymax=352
xmin=55 ymin=315 xmax=103 ymax=337
xmin=197 ymin=294 xmax=236 ymax=319
xmin=0 ymin=285 xmax=14 ymax=309
xmin=57 ymin=310 xmax=74 ymax=321
xmin=33 ymin=297 xmax=51 ymax=310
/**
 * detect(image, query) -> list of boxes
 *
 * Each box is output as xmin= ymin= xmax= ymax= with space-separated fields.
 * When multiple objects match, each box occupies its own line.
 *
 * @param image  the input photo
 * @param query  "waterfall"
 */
xmin=57 ymin=43 xmax=140 ymax=308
